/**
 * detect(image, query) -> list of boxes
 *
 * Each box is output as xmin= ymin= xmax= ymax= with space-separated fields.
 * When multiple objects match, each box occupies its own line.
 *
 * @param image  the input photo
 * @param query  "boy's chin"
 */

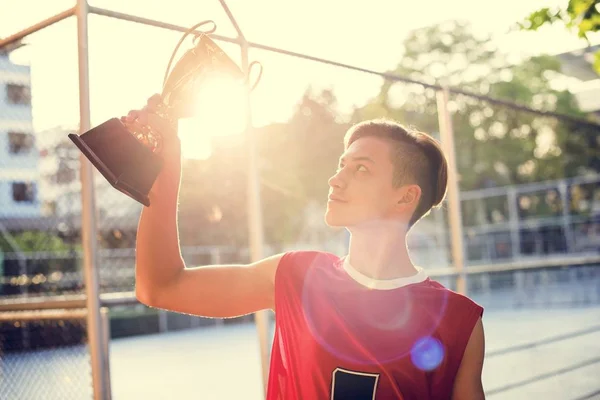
xmin=324 ymin=212 xmax=349 ymax=228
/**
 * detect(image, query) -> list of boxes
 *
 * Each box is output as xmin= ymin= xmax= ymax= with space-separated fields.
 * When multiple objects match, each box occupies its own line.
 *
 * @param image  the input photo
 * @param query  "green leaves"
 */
xmin=518 ymin=0 xmax=600 ymax=73
xmin=0 ymin=231 xmax=71 ymax=253
xmin=517 ymin=8 xmax=563 ymax=31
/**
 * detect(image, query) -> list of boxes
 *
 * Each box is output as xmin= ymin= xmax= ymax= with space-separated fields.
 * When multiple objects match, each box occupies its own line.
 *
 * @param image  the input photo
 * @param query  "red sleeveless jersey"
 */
xmin=266 ymin=251 xmax=483 ymax=400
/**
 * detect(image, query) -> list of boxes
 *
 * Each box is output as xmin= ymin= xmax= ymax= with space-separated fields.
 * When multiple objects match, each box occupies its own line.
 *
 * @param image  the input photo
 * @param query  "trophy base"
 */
xmin=68 ymin=118 xmax=164 ymax=207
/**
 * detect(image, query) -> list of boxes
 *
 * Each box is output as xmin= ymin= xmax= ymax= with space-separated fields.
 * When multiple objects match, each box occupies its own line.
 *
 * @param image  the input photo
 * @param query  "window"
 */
xmin=12 ymin=182 xmax=36 ymax=203
xmin=6 ymin=84 xmax=31 ymax=105
xmin=8 ymin=132 xmax=34 ymax=154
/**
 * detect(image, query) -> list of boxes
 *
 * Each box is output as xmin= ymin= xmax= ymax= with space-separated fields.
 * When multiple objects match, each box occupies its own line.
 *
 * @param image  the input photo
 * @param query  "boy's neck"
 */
xmin=347 ymin=219 xmax=418 ymax=281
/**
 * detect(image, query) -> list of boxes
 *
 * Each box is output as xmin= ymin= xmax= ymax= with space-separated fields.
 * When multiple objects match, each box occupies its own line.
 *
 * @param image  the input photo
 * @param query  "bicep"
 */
xmin=451 ymin=317 xmax=486 ymax=400
xmin=154 ymin=253 xmax=284 ymax=318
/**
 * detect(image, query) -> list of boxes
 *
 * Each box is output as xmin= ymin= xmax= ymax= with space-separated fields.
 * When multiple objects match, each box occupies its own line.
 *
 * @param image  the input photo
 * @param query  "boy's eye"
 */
xmin=357 ymin=164 xmax=368 ymax=172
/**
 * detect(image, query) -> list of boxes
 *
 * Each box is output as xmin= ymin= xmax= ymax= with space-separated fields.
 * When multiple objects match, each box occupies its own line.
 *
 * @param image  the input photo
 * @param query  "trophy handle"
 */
xmin=163 ymin=20 xmax=263 ymax=96
xmin=247 ymin=61 xmax=263 ymax=92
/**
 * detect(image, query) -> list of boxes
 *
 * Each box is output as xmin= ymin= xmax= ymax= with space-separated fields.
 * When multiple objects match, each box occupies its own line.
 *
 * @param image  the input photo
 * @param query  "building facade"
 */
xmin=556 ymin=44 xmax=600 ymax=116
xmin=0 ymin=50 xmax=40 ymax=219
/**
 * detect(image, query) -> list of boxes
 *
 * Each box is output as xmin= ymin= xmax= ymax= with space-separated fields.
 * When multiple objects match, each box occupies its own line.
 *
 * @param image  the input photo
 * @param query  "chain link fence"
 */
xmin=0 ymin=311 xmax=91 ymax=400
xmin=0 ymin=13 xmax=94 ymax=399
xmin=1 ymin=1 xmax=599 ymax=399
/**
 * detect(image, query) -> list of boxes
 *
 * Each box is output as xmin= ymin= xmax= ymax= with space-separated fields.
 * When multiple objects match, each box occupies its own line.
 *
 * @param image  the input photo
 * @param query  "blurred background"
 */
xmin=0 ymin=0 xmax=599 ymax=399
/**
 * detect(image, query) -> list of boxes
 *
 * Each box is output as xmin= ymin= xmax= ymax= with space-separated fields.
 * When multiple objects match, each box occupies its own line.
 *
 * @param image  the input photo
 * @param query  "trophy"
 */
xmin=68 ymin=21 xmax=257 ymax=206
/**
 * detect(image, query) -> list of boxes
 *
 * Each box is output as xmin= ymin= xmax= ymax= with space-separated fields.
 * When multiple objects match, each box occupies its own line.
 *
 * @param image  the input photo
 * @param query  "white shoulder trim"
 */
xmin=342 ymin=258 xmax=428 ymax=290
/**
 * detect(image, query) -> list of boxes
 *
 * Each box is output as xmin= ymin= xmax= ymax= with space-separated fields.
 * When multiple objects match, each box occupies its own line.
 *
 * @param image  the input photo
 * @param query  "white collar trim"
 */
xmin=342 ymin=257 xmax=428 ymax=290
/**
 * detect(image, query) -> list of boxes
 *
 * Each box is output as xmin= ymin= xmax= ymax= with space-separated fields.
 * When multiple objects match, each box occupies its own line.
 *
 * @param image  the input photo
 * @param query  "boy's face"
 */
xmin=325 ymin=136 xmax=419 ymax=229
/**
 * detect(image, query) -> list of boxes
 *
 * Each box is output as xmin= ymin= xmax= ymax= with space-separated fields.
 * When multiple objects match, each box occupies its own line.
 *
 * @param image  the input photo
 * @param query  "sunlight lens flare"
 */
xmin=300 ymin=255 xmax=450 ymax=366
xmin=178 ymin=76 xmax=247 ymax=160
xmin=410 ymin=336 xmax=445 ymax=371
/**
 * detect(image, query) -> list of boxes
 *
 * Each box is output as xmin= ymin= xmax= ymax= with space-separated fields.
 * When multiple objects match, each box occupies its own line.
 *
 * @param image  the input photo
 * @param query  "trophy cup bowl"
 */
xmin=68 ymin=21 xmax=248 ymax=207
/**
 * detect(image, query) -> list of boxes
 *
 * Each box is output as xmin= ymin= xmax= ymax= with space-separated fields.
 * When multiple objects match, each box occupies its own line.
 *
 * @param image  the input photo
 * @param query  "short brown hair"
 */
xmin=344 ymin=119 xmax=448 ymax=226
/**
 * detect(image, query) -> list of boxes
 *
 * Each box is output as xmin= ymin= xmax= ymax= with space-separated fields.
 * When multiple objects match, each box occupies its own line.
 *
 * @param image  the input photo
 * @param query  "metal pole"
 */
xmin=558 ymin=181 xmax=574 ymax=253
xmin=218 ymin=0 xmax=244 ymax=40
xmin=76 ymin=0 xmax=106 ymax=399
xmin=212 ymin=2 xmax=270 ymax=389
xmin=87 ymin=6 xmax=240 ymax=46
xmin=240 ymin=41 xmax=270 ymax=396
xmin=0 ymin=7 xmax=76 ymax=49
xmin=101 ymin=308 xmax=112 ymax=400
xmin=158 ymin=310 xmax=168 ymax=333
xmin=0 ymin=291 xmax=139 ymax=312
xmin=0 ymin=309 xmax=88 ymax=322
xmin=506 ymin=187 xmax=522 ymax=259
xmin=436 ymin=88 xmax=466 ymax=294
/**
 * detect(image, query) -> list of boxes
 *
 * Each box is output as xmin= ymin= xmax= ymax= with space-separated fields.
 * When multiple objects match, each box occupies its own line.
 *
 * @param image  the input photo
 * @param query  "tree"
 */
xmin=286 ymin=88 xmax=350 ymax=200
xmin=175 ymin=88 xmax=350 ymax=251
xmin=0 ymin=231 xmax=70 ymax=254
xmin=353 ymin=20 xmax=598 ymax=193
xmin=516 ymin=0 xmax=600 ymax=73
xmin=256 ymin=88 xmax=349 ymax=248
xmin=0 ymin=230 xmax=76 ymax=295
xmin=177 ymin=139 xmax=250 ymax=249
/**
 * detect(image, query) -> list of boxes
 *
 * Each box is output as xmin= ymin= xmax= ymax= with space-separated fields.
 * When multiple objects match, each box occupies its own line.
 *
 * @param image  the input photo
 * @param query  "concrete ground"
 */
xmin=1 ymin=305 xmax=600 ymax=399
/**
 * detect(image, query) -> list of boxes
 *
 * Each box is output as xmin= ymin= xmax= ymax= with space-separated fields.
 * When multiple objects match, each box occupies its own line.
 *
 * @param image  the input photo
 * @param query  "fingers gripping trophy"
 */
xmin=69 ymin=21 xmax=260 ymax=206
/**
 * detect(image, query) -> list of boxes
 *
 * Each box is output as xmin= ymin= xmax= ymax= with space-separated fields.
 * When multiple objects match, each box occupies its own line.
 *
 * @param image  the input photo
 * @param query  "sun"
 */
xmin=177 ymin=76 xmax=248 ymax=160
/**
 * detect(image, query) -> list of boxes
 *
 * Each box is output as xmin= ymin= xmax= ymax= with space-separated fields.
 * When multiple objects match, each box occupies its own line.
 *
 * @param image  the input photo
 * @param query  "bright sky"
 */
xmin=1 ymin=0 xmax=597 ymax=158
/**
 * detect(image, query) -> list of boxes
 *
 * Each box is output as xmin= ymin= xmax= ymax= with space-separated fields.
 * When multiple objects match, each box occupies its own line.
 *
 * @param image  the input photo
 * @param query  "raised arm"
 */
xmin=130 ymin=95 xmax=282 ymax=318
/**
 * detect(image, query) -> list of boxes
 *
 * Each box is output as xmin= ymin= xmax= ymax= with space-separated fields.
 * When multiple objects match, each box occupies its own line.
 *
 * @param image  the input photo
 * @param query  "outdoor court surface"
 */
xmin=3 ymin=305 xmax=599 ymax=399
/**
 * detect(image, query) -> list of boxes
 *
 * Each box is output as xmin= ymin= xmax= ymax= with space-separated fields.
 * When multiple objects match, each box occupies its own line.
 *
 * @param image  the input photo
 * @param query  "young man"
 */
xmin=126 ymin=95 xmax=485 ymax=400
